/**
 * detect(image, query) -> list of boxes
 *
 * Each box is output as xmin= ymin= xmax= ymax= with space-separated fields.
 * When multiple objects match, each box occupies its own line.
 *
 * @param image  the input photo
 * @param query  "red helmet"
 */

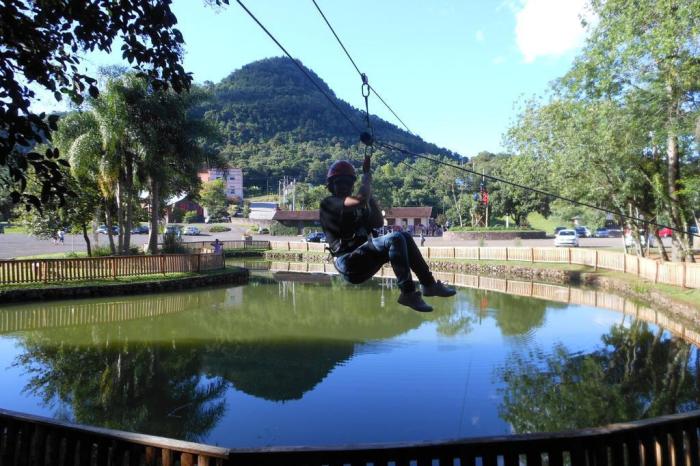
xmin=326 ymin=160 xmax=356 ymax=181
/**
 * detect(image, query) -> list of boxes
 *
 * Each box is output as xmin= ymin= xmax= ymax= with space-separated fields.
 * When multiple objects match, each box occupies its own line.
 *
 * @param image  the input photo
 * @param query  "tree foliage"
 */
xmin=0 ymin=0 xmax=222 ymax=210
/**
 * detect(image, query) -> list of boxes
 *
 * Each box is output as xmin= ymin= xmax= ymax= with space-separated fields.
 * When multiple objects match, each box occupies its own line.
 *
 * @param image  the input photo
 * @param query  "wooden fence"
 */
xmin=163 ymin=240 xmax=271 ymax=252
xmin=269 ymin=242 xmax=700 ymax=288
xmin=3 ymin=405 xmax=700 ymax=466
xmin=0 ymin=253 xmax=225 ymax=286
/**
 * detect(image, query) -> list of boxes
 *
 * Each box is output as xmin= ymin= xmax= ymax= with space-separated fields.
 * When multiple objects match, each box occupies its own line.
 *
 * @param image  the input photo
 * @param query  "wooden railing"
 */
xmin=3 ymin=405 xmax=700 ymax=465
xmin=268 ymin=242 xmax=700 ymax=288
xmin=0 ymin=408 xmax=229 ymax=466
xmin=0 ymin=253 xmax=225 ymax=286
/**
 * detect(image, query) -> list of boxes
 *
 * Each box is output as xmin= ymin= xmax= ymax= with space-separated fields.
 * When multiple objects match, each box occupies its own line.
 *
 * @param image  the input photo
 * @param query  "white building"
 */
xmin=198 ymin=167 xmax=243 ymax=201
xmin=249 ymin=202 xmax=279 ymax=220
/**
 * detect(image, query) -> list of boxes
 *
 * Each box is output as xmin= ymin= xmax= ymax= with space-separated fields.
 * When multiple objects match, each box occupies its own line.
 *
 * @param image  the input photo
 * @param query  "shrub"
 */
xmin=161 ymin=232 xmax=188 ymax=254
xmin=93 ymin=246 xmax=113 ymax=257
xmin=209 ymin=225 xmax=231 ymax=233
xmin=270 ymin=221 xmax=298 ymax=236
xmin=184 ymin=211 xmax=203 ymax=223
xmin=170 ymin=208 xmax=185 ymax=223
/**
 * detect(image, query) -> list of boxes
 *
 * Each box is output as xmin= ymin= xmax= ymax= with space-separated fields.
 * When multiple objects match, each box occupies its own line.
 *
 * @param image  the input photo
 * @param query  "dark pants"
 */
xmin=335 ymin=231 xmax=435 ymax=293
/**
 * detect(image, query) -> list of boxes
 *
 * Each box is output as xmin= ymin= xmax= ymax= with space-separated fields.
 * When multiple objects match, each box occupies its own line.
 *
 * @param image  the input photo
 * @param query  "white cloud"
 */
xmin=492 ymin=56 xmax=506 ymax=65
xmin=514 ymin=0 xmax=592 ymax=63
xmin=475 ymin=30 xmax=485 ymax=43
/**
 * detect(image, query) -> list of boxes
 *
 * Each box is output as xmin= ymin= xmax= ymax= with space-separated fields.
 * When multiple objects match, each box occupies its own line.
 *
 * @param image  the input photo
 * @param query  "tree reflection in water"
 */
xmin=498 ymin=319 xmax=700 ymax=433
xmin=16 ymin=339 xmax=227 ymax=442
xmin=12 ymin=277 xmax=425 ymax=440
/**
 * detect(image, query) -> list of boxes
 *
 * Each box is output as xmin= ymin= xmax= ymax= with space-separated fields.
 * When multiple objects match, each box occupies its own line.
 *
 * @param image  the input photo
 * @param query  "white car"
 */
xmin=554 ymin=229 xmax=579 ymax=247
xmin=183 ymin=226 xmax=200 ymax=236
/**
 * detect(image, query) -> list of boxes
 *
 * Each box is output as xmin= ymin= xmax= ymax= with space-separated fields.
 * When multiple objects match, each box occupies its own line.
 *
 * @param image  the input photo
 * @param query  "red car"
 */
xmin=658 ymin=227 xmax=673 ymax=238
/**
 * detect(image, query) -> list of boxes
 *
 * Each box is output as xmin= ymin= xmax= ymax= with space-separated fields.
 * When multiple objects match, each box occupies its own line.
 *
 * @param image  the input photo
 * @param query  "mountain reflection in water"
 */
xmin=2 ymin=274 xmax=699 ymax=447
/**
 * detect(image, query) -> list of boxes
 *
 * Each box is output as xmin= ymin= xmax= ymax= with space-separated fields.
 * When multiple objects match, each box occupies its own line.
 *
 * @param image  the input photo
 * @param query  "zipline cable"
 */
xmin=235 ymin=0 xmax=363 ymax=135
xmin=310 ymin=0 xmax=413 ymax=134
xmin=236 ymin=0 xmax=696 ymax=241
xmin=377 ymin=140 xmax=699 ymax=239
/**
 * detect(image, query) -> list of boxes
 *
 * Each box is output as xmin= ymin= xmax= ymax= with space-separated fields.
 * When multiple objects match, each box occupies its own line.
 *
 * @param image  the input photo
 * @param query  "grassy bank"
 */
xmin=0 ymin=268 xmax=233 ymax=292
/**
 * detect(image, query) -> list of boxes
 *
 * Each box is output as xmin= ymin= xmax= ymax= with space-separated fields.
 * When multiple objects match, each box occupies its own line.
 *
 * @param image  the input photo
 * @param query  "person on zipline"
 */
xmin=320 ymin=157 xmax=455 ymax=312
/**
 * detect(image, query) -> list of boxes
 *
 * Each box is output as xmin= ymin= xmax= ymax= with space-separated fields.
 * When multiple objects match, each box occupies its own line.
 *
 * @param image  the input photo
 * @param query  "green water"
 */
xmin=0 ymin=273 xmax=698 ymax=448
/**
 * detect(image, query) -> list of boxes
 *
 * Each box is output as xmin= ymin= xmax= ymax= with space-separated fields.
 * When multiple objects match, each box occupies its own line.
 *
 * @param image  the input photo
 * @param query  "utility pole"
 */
xmin=292 ymin=179 xmax=296 ymax=211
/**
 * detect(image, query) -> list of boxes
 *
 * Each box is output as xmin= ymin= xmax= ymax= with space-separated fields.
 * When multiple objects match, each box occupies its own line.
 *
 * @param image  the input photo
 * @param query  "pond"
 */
xmin=0 ymin=272 xmax=699 ymax=449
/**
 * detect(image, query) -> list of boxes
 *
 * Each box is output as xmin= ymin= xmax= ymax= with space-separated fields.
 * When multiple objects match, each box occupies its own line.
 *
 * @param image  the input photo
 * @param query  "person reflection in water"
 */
xmin=320 ymin=157 xmax=455 ymax=312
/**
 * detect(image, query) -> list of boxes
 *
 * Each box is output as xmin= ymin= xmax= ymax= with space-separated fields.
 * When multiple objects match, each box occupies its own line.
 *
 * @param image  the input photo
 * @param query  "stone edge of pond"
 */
xmin=0 ymin=268 xmax=249 ymax=304
xmin=263 ymin=250 xmax=699 ymax=318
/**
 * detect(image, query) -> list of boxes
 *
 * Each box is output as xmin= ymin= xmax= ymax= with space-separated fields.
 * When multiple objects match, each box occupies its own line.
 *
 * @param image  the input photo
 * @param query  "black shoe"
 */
xmin=422 ymin=280 xmax=456 ymax=297
xmin=397 ymin=291 xmax=433 ymax=312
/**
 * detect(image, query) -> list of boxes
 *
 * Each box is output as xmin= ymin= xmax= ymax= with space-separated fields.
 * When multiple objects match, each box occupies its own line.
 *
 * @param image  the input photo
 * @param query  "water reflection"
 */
xmin=498 ymin=319 xmax=700 ymax=433
xmin=2 ymin=272 xmax=700 ymax=446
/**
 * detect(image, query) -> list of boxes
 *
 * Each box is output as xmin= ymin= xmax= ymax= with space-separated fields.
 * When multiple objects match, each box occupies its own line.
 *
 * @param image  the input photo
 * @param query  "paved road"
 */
xmin=0 ymin=229 xmax=648 ymax=260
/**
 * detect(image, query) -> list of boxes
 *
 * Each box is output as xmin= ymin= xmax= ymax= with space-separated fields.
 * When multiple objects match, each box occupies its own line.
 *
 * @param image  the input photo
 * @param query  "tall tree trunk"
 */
xmin=105 ymin=202 xmax=116 ymax=255
xmin=653 ymin=229 xmax=669 ymax=262
xmin=116 ymin=178 xmax=124 ymax=254
xmin=82 ymin=223 xmax=92 ymax=257
xmin=123 ymin=152 xmax=134 ymax=254
xmin=148 ymin=177 xmax=160 ymax=254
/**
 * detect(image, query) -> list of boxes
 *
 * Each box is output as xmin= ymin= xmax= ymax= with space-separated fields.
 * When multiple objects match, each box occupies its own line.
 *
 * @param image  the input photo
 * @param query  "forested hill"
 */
xmin=195 ymin=57 xmax=458 ymax=191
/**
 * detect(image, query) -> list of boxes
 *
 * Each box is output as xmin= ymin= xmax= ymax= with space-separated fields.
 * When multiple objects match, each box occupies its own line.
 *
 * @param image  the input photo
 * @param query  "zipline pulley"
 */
xmin=360 ymin=73 xmax=374 ymax=173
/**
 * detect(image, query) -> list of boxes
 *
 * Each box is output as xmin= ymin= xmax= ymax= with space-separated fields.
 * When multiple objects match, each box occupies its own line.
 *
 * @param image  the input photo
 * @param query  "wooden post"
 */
xmin=623 ymin=254 xmax=627 ymax=273
xmin=112 ymin=257 xmax=117 ymax=279
xmin=682 ymin=262 xmax=687 ymax=288
xmin=160 ymin=255 xmax=165 ymax=275
xmin=568 ymin=247 xmax=572 ymax=264
xmin=505 ymin=248 xmax=509 ymax=262
xmin=531 ymin=247 xmax=534 ymax=263
xmin=654 ymin=261 xmax=659 ymax=284
xmin=594 ymin=250 xmax=598 ymax=271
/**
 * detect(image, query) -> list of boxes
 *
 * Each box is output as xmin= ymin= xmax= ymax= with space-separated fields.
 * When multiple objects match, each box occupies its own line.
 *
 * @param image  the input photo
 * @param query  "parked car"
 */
xmin=594 ymin=227 xmax=609 ymax=238
xmin=165 ymin=225 xmax=182 ymax=236
xmin=554 ymin=226 xmax=567 ymax=235
xmin=183 ymin=226 xmax=200 ymax=236
xmin=258 ymin=227 xmax=270 ymax=235
xmin=657 ymin=227 xmax=673 ymax=238
xmin=607 ymin=228 xmax=624 ymax=238
xmin=305 ymin=232 xmax=326 ymax=243
xmin=96 ymin=225 xmax=119 ymax=234
xmin=130 ymin=225 xmax=149 ymax=234
xmin=574 ymin=226 xmax=591 ymax=238
xmin=554 ymin=229 xmax=579 ymax=247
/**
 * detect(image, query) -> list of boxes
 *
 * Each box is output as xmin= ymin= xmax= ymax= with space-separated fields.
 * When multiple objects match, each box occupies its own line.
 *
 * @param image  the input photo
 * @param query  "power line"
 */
xmin=235 ymin=0 xmax=363 ymax=134
xmin=377 ymin=140 xmax=699 ymax=239
xmin=310 ymin=0 xmax=413 ymax=134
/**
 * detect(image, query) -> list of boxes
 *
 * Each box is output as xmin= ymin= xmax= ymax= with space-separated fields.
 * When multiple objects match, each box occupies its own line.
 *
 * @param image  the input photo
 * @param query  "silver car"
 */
xmin=554 ymin=229 xmax=579 ymax=247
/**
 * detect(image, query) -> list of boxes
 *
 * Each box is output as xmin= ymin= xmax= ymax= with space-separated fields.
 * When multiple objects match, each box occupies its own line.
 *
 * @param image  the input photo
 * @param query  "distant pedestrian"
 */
xmin=420 ymin=231 xmax=425 ymax=247
xmin=211 ymin=238 xmax=223 ymax=254
xmin=51 ymin=232 xmax=58 ymax=245
xmin=58 ymin=230 xmax=65 ymax=245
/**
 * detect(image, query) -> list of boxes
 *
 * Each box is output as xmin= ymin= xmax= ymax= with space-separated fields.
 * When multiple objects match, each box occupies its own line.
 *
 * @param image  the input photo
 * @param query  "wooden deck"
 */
xmin=2 ymin=406 xmax=699 ymax=465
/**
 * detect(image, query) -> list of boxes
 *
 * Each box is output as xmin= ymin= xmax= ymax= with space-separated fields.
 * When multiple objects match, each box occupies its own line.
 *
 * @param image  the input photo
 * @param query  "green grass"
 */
xmin=527 ymin=213 xmax=568 ymax=234
xmin=597 ymin=270 xmax=700 ymax=309
xmin=1 ymin=224 xmax=27 ymax=234
xmin=246 ymin=194 xmax=280 ymax=202
xmin=14 ymin=252 xmax=91 ymax=260
xmin=0 ymin=268 xmax=236 ymax=292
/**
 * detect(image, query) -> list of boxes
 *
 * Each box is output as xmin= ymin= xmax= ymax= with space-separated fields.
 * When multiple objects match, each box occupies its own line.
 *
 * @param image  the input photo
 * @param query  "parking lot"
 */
xmin=0 ymin=228 xmax=674 ymax=260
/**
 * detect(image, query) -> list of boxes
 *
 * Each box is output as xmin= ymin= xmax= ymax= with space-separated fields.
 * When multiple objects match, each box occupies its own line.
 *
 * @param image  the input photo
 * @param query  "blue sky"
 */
xmin=33 ymin=0 xmax=593 ymax=157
